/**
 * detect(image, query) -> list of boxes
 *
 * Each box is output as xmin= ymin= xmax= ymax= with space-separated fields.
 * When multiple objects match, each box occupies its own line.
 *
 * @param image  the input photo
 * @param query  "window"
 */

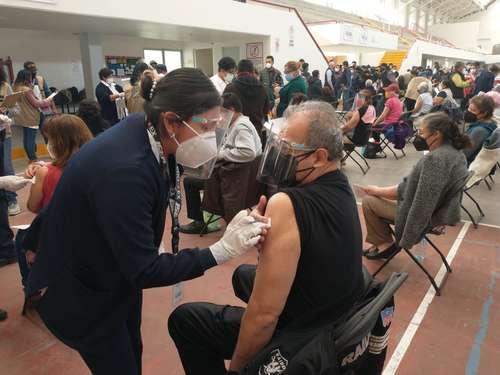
xmin=143 ymin=49 xmax=183 ymax=71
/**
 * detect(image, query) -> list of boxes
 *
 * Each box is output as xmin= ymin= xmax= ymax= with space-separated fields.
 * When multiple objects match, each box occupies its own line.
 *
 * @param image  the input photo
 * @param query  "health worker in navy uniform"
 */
xmin=26 ymin=68 xmax=270 ymax=375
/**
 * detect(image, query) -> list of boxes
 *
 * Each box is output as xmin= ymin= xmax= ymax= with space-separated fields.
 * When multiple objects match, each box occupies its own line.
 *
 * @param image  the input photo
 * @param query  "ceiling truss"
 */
xmin=401 ymin=0 xmax=493 ymax=24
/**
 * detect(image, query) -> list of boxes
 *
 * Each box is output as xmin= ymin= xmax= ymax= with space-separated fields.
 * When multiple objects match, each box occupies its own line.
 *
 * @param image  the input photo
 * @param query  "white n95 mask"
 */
xmin=175 ymin=131 xmax=217 ymax=169
xmin=173 ymin=108 xmax=233 ymax=179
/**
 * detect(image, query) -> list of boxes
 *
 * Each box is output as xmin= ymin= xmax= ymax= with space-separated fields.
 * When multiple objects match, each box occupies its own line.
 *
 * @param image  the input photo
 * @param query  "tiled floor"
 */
xmin=1 ymin=146 xmax=499 ymax=375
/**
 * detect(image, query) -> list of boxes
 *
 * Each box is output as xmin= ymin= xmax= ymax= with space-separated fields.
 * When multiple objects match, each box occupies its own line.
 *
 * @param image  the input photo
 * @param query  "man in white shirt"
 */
xmin=210 ymin=57 xmax=237 ymax=95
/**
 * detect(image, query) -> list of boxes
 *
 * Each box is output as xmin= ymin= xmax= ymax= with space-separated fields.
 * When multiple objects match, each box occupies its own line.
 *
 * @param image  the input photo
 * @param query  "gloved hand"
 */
xmin=0 ymin=176 xmax=31 ymax=192
xmin=209 ymin=210 xmax=271 ymax=265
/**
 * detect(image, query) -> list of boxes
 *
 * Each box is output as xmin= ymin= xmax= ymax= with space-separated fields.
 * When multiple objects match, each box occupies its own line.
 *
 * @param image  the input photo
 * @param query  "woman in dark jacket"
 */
xmin=95 ymin=67 xmax=124 ymax=126
xmin=307 ymin=70 xmax=323 ymax=99
xmin=277 ymin=61 xmax=307 ymax=117
xmin=27 ymin=68 xmax=268 ymax=375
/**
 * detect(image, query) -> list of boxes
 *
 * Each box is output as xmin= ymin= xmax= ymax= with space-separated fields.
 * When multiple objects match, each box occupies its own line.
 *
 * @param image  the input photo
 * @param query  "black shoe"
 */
xmin=179 ymin=220 xmax=205 ymax=234
xmin=364 ymin=244 xmax=400 ymax=260
xmin=0 ymin=256 xmax=17 ymax=267
xmin=0 ymin=309 xmax=7 ymax=321
xmin=363 ymin=246 xmax=378 ymax=256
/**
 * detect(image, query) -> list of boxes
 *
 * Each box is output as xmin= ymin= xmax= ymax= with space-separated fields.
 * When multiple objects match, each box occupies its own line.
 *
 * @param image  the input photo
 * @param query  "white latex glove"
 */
xmin=209 ymin=210 xmax=271 ymax=264
xmin=0 ymin=176 xmax=31 ymax=192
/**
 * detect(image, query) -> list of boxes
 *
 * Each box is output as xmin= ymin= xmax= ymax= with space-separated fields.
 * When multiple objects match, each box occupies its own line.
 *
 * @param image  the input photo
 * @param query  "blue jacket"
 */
xmin=27 ymin=113 xmax=216 ymax=347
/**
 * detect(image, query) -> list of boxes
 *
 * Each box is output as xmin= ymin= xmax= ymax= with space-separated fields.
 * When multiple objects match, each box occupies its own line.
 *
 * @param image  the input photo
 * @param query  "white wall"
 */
xmin=400 ymin=40 xmax=486 ymax=73
xmin=310 ymin=23 xmax=399 ymax=51
xmin=0 ymin=28 xmax=268 ymax=90
xmin=462 ymin=2 xmax=500 ymax=54
xmin=322 ymin=45 xmax=385 ymax=66
xmin=0 ymin=0 xmax=328 ymax=74
xmin=0 ymin=28 xmax=84 ymax=89
xmin=429 ymin=22 xmax=482 ymax=52
xmin=0 ymin=28 xmax=190 ymax=90
xmin=360 ymin=52 xmax=385 ymax=67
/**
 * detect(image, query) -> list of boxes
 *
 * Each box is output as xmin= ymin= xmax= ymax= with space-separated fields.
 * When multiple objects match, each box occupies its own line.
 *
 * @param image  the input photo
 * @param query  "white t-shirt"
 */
xmin=415 ymin=92 xmax=433 ymax=116
xmin=210 ymin=74 xmax=227 ymax=95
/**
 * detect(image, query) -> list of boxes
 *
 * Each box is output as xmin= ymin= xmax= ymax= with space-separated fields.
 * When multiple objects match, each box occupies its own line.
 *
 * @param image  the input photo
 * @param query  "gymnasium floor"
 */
xmin=0 ymin=146 xmax=499 ymax=375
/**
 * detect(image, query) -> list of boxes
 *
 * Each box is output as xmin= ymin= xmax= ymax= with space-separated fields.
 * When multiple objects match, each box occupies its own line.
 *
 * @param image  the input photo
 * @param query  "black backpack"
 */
xmin=362 ymin=142 xmax=384 ymax=159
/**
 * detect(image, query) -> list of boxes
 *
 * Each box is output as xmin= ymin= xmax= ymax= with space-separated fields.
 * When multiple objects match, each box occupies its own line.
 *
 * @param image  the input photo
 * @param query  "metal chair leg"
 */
xmin=484 ymin=178 xmax=492 ymax=191
xmin=353 ymin=149 xmax=370 ymax=171
xmin=348 ymin=153 xmax=368 ymax=175
xmin=424 ymin=235 xmax=452 ymax=273
xmin=461 ymin=203 xmax=478 ymax=229
xmin=403 ymin=248 xmax=442 ymax=296
xmin=199 ymin=214 xmax=219 ymax=237
xmin=464 ymin=190 xmax=485 ymax=218
xmin=372 ymin=248 xmax=401 ymax=277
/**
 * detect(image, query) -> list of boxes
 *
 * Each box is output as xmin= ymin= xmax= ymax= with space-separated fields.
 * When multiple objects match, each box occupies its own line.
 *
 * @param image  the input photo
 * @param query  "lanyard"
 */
xmin=145 ymin=118 xmax=182 ymax=254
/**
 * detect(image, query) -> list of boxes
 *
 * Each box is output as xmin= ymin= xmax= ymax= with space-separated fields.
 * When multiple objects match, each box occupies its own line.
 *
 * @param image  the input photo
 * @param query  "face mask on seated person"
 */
xmin=463 ymin=110 xmax=478 ymax=123
xmin=257 ymin=133 xmax=316 ymax=187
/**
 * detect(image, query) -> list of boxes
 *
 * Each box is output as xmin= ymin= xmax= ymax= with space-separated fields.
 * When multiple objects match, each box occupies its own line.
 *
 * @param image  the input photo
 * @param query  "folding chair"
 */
xmin=371 ymin=124 xmax=406 ymax=160
xmin=198 ymin=212 xmax=221 ymax=237
xmin=342 ymin=142 xmax=370 ymax=175
xmin=461 ymin=186 xmax=484 ymax=229
xmin=342 ymin=122 xmax=372 ymax=175
xmin=335 ymin=110 xmax=349 ymax=122
xmin=241 ymin=269 xmax=408 ymax=375
xmin=372 ymin=172 xmax=470 ymax=295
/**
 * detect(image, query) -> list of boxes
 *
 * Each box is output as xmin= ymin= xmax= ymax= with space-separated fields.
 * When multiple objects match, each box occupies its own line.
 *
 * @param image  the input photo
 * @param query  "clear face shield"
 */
xmin=257 ymin=130 xmax=316 ymax=188
xmin=175 ymin=107 xmax=232 ymax=179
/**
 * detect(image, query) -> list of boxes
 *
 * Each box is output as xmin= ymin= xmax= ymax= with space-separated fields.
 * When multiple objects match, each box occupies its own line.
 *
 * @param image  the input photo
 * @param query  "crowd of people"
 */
xmin=0 ymin=51 xmax=499 ymax=375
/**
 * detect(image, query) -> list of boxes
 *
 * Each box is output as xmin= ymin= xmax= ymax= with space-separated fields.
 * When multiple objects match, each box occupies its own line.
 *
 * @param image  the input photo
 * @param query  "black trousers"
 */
xmin=38 ymin=290 xmax=144 ymax=375
xmin=405 ymin=98 xmax=416 ymax=111
xmin=168 ymin=264 xmax=256 ymax=375
xmin=183 ymin=176 xmax=204 ymax=222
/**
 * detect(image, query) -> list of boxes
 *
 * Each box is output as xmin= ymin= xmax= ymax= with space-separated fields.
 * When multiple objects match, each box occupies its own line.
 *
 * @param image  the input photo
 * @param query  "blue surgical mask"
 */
xmin=285 ymin=73 xmax=295 ymax=82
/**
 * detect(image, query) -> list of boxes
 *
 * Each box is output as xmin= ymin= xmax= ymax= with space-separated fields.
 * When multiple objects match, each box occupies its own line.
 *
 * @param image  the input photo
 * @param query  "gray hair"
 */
xmin=417 ymin=81 xmax=430 ymax=94
xmin=284 ymin=100 xmax=343 ymax=160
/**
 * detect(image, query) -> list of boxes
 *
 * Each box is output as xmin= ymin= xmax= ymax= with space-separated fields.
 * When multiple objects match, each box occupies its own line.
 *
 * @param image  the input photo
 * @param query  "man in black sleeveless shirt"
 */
xmin=169 ymin=101 xmax=364 ymax=374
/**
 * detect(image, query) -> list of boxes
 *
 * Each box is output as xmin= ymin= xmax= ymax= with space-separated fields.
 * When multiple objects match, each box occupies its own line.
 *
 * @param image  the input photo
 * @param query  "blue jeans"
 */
xmin=3 ymin=137 xmax=17 ymax=205
xmin=23 ymin=127 xmax=38 ymax=161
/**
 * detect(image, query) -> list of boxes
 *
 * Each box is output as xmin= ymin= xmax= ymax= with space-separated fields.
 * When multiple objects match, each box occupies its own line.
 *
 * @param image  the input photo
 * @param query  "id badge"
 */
xmin=172 ymin=282 xmax=184 ymax=308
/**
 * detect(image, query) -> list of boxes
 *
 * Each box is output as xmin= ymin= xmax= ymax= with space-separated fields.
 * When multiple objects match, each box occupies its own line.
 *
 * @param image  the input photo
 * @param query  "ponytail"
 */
xmin=421 ymin=112 xmax=472 ymax=150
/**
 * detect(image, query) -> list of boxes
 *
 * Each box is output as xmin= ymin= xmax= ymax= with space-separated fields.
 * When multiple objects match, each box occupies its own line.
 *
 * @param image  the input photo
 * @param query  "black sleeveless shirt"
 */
xmin=278 ymin=170 xmax=364 ymax=329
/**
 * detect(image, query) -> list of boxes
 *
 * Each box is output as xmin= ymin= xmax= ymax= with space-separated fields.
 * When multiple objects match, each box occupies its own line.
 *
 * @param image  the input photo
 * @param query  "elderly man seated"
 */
xmin=169 ymin=101 xmax=365 ymax=374
xmin=180 ymin=92 xmax=262 ymax=233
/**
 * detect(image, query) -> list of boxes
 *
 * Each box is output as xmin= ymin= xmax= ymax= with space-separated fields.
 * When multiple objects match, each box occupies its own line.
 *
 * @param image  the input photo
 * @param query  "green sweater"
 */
xmin=277 ymin=76 xmax=307 ymax=117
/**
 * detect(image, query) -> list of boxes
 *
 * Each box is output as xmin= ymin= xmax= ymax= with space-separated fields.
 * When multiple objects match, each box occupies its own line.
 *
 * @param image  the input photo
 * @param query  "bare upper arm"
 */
xmin=27 ymin=166 xmax=48 ymax=213
xmin=245 ymin=192 xmax=301 ymax=319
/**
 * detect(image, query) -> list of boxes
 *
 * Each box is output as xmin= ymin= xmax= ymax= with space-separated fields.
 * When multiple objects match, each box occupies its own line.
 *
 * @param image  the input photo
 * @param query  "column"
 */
xmin=79 ymin=32 xmax=104 ymax=100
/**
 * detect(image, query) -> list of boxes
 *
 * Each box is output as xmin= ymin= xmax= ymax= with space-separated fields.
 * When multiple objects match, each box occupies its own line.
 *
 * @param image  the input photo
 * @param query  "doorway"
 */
xmin=195 ymin=48 xmax=214 ymax=76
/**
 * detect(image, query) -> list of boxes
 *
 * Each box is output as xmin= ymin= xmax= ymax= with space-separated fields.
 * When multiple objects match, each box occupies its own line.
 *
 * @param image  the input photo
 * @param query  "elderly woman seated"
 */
xmin=361 ymin=112 xmax=470 ymax=259
xmin=180 ymin=93 xmax=263 ymax=234
xmin=409 ymin=81 xmax=433 ymax=118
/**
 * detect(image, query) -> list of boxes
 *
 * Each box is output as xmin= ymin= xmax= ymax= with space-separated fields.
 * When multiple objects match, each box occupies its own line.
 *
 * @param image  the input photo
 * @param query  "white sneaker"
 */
xmin=8 ymin=203 xmax=22 ymax=216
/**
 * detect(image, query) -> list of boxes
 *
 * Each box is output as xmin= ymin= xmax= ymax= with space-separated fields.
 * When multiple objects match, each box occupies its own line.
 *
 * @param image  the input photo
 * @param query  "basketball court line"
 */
xmin=382 ymin=222 xmax=472 ymax=375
